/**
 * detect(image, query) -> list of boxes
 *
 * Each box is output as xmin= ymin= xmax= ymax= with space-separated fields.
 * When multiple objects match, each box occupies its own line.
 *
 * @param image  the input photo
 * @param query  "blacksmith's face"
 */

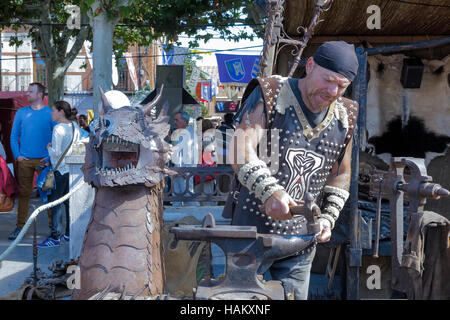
xmin=304 ymin=58 xmax=351 ymax=112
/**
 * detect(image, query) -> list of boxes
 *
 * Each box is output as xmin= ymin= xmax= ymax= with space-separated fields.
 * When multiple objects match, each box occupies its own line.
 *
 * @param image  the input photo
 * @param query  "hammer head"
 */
xmin=261 ymin=192 xmax=321 ymax=234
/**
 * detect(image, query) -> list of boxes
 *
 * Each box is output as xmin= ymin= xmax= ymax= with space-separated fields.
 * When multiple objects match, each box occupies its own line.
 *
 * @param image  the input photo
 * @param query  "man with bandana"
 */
xmin=222 ymin=41 xmax=360 ymax=299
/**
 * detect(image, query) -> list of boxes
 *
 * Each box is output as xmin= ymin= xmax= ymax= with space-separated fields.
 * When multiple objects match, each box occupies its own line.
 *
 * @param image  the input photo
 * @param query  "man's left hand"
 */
xmin=317 ymin=218 xmax=332 ymax=243
xmin=40 ymin=157 xmax=50 ymax=166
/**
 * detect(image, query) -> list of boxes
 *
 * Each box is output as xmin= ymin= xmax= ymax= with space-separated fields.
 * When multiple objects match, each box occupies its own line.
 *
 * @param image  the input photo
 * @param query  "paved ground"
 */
xmin=0 ymin=194 xmax=70 ymax=298
xmin=0 ymin=196 xmax=228 ymax=299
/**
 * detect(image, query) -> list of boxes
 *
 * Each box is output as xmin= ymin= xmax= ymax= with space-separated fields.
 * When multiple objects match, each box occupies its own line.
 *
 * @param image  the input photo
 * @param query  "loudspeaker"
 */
xmin=400 ymin=58 xmax=424 ymax=89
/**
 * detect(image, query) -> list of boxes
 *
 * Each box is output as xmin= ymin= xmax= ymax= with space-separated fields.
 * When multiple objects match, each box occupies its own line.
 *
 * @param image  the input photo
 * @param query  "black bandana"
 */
xmin=313 ymin=41 xmax=359 ymax=81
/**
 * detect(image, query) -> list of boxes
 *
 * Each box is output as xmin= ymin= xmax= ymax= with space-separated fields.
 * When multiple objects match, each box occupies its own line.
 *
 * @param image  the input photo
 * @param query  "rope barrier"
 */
xmin=0 ymin=180 xmax=85 ymax=263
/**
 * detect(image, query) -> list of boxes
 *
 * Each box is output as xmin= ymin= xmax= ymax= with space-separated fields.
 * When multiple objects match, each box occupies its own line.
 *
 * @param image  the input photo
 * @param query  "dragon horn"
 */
xmin=99 ymin=86 xmax=111 ymax=115
xmin=158 ymin=100 xmax=170 ymax=119
xmin=142 ymin=84 xmax=164 ymax=115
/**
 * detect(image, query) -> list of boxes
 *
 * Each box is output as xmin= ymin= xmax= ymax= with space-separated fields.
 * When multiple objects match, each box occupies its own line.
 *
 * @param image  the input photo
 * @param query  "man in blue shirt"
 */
xmin=8 ymin=83 xmax=56 ymax=240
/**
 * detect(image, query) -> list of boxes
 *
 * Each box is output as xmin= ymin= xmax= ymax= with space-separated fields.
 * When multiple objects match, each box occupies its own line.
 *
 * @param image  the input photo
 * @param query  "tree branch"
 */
xmin=37 ymin=0 xmax=55 ymax=62
xmin=62 ymin=25 xmax=89 ymax=72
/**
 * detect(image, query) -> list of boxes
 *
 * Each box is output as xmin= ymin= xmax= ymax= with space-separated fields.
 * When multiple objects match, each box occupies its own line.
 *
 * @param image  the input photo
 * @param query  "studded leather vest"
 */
xmin=223 ymin=76 xmax=358 ymax=235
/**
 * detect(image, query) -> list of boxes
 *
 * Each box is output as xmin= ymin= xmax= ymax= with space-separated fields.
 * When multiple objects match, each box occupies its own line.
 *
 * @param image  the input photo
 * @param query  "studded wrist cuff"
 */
xmin=255 ymin=176 xmax=278 ymax=199
xmin=246 ymin=167 xmax=272 ymax=193
xmin=323 ymin=186 xmax=350 ymax=201
xmin=320 ymin=186 xmax=350 ymax=229
xmin=238 ymin=160 xmax=267 ymax=185
xmin=260 ymin=184 xmax=284 ymax=204
xmin=317 ymin=213 xmax=336 ymax=229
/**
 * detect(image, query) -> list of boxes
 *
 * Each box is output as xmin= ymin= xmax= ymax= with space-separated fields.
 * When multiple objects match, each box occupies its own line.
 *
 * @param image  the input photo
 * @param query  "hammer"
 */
xmin=260 ymin=192 xmax=321 ymax=234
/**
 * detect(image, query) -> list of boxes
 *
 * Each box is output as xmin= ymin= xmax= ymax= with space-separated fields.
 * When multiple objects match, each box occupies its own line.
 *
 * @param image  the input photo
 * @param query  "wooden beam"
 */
xmin=298 ymin=35 xmax=450 ymax=44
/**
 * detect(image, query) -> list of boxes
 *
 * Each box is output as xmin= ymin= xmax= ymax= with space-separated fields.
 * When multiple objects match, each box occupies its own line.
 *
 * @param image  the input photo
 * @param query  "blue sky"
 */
xmin=178 ymin=25 xmax=263 ymax=67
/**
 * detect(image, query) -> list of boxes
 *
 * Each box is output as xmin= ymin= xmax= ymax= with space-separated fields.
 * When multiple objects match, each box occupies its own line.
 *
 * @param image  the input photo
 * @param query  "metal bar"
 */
xmin=366 ymin=37 xmax=450 ymax=56
xmin=389 ymin=173 xmax=404 ymax=289
xmin=356 ymin=50 xmax=368 ymax=150
xmin=346 ymin=45 xmax=368 ymax=300
xmin=328 ymin=245 xmax=341 ymax=290
xmin=33 ymin=219 xmax=38 ymax=287
xmin=373 ymin=193 xmax=382 ymax=258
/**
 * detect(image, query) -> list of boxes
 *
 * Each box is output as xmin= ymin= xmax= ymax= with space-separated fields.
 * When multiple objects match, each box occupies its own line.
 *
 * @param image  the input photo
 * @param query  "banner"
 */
xmin=162 ymin=45 xmax=189 ymax=66
xmin=124 ymin=52 xmax=138 ymax=91
xmin=188 ymin=66 xmax=201 ymax=94
xmin=215 ymin=54 xmax=260 ymax=84
xmin=195 ymin=81 xmax=211 ymax=103
xmin=211 ymin=77 xmax=218 ymax=98
xmin=215 ymin=100 xmax=238 ymax=113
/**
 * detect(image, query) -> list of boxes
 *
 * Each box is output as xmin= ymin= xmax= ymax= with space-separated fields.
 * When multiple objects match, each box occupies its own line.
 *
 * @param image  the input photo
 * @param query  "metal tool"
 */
xmin=260 ymin=192 xmax=321 ymax=234
xmin=369 ymin=157 xmax=449 ymax=291
xmin=170 ymin=211 xmax=318 ymax=300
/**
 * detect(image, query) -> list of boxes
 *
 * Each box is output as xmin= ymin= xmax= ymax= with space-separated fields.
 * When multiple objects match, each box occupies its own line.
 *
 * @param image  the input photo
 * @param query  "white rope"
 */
xmin=0 ymin=180 xmax=85 ymax=263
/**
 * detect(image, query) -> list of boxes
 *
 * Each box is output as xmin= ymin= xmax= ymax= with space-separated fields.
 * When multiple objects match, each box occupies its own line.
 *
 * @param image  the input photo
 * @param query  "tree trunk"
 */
xmin=46 ymin=62 xmax=66 ymax=107
xmin=90 ymin=2 xmax=119 ymax=116
xmin=34 ymin=1 xmax=89 ymax=108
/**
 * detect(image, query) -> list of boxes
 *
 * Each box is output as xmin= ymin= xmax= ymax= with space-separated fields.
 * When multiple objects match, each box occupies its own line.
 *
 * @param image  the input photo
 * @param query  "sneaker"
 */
xmin=60 ymin=234 xmax=70 ymax=243
xmin=37 ymin=237 xmax=60 ymax=248
xmin=8 ymin=227 xmax=22 ymax=240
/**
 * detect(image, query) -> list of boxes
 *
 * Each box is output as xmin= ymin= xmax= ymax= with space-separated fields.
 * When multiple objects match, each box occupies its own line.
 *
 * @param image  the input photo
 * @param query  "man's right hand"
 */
xmin=264 ymin=190 xmax=297 ymax=220
xmin=17 ymin=155 xmax=29 ymax=162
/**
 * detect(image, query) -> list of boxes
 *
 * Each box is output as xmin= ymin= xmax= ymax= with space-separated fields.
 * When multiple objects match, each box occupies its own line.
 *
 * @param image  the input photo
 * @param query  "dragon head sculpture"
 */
xmin=82 ymin=86 xmax=174 ymax=188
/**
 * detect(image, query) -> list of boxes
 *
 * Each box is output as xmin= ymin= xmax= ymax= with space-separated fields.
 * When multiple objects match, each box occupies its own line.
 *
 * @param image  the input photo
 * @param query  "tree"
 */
xmin=0 ymin=0 xmax=89 ymax=106
xmin=0 ymin=0 xmax=263 ymax=109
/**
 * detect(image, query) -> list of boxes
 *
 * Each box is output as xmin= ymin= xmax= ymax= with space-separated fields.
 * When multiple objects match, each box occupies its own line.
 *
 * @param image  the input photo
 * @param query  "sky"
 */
xmin=178 ymin=26 xmax=264 ymax=67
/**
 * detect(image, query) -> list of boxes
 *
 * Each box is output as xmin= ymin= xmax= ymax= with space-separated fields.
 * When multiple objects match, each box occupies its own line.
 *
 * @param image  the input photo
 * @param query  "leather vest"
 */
xmin=224 ymin=76 xmax=359 ymax=235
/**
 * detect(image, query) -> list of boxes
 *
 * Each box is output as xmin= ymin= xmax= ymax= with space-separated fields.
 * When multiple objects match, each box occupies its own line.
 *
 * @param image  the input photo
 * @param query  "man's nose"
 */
xmin=327 ymin=84 xmax=339 ymax=97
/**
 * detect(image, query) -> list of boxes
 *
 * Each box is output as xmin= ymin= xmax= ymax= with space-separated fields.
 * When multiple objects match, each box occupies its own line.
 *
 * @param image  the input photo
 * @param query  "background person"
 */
xmin=8 ymin=83 xmax=55 ymax=240
xmin=195 ymin=119 xmax=217 ymax=206
xmin=37 ymin=101 xmax=83 ymax=247
xmin=171 ymin=111 xmax=199 ymax=206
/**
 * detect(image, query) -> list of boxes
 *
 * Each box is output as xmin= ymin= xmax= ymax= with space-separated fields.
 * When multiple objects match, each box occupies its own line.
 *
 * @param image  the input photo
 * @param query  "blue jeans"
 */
xmin=258 ymin=244 xmax=316 ymax=300
xmin=48 ymin=171 xmax=70 ymax=239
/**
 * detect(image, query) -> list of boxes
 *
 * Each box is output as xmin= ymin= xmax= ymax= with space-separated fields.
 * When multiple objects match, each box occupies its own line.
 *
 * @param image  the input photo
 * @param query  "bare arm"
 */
xmin=316 ymin=139 xmax=353 ymax=242
xmin=229 ymin=101 xmax=266 ymax=173
xmin=326 ymin=139 xmax=352 ymax=191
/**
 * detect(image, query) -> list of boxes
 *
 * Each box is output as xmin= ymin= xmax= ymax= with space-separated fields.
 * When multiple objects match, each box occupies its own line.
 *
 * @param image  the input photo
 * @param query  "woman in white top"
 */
xmin=38 ymin=100 xmax=83 ymax=247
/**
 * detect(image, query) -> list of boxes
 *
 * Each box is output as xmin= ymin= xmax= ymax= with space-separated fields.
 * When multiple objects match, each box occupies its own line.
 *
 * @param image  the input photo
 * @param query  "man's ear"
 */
xmin=305 ymin=57 xmax=315 ymax=76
